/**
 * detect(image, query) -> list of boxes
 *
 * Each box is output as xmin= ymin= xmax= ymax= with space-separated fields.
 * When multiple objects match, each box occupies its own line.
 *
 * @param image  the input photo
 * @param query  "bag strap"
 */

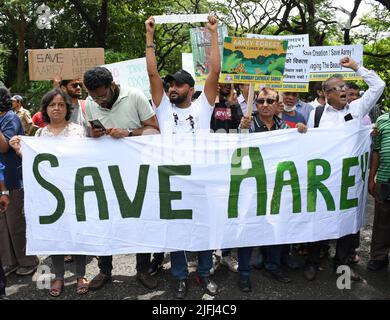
xmin=314 ymin=106 xmax=325 ymax=128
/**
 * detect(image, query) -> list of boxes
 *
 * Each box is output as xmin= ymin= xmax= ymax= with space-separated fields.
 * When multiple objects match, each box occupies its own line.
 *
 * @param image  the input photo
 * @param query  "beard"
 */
xmin=169 ymin=92 xmax=188 ymax=105
xmin=67 ymin=90 xmax=82 ymax=99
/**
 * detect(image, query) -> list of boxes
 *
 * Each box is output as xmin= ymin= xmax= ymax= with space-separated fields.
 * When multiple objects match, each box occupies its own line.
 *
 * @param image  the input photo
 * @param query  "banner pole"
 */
xmin=246 ymin=83 xmax=255 ymax=117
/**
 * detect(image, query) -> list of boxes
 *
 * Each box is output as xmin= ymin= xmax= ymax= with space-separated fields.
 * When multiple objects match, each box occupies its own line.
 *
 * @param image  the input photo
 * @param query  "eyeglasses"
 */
xmin=256 ymin=98 xmax=276 ymax=105
xmin=71 ymin=83 xmax=81 ymax=89
xmin=90 ymin=87 xmax=112 ymax=102
xmin=327 ymin=84 xmax=346 ymax=92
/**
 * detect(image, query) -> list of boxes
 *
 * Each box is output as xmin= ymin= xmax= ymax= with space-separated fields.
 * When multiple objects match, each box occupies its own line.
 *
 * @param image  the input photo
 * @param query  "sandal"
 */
xmin=76 ymin=277 xmax=89 ymax=295
xmin=49 ymin=279 xmax=64 ymax=297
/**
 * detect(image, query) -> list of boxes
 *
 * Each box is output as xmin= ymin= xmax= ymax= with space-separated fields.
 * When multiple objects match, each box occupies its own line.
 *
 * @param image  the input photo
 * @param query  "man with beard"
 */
xmin=145 ymin=15 xmax=220 ymax=299
xmin=83 ymin=66 xmax=160 ymax=291
xmin=59 ymin=79 xmax=89 ymax=131
xmin=303 ymin=56 xmax=385 ymax=282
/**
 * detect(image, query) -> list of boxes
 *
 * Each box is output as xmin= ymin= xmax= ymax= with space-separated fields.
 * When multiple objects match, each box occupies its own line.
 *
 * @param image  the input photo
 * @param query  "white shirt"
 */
xmin=309 ymin=98 xmax=323 ymax=108
xmin=154 ymin=92 xmax=214 ymax=134
xmin=237 ymin=94 xmax=256 ymax=115
xmin=237 ymin=94 xmax=247 ymax=115
xmin=307 ymin=66 xmax=385 ymax=128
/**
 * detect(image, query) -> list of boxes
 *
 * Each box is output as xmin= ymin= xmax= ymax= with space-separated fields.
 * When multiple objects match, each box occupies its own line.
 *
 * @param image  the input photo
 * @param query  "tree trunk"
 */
xmin=16 ymin=22 xmax=26 ymax=88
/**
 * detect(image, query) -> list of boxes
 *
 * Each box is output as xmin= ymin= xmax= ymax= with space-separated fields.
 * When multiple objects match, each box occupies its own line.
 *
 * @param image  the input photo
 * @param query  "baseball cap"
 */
xmin=164 ymin=70 xmax=195 ymax=87
xmin=11 ymin=95 xmax=23 ymax=102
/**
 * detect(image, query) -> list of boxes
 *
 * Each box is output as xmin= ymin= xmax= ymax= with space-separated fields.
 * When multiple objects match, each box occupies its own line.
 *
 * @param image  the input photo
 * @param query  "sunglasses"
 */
xmin=71 ymin=83 xmax=81 ymax=89
xmin=256 ymin=98 xmax=276 ymax=105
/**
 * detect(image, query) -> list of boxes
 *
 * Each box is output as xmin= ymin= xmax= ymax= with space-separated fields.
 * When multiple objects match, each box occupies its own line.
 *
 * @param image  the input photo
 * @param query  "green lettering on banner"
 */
xmin=228 ymin=148 xmax=267 ymax=218
xmin=33 ymin=153 xmax=65 ymax=224
xmin=75 ymin=167 xmax=108 ymax=221
xmin=307 ymin=159 xmax=335 ymax=212
xmin=271 ymin=161 xmax=301 ymax=214
xmin=108 ymin=165 xmax=149 ymax=218
xmin=158 ymin=165 xmax=192 ymax=220
xmin=340 ymin=157 xmax=359 ymax=210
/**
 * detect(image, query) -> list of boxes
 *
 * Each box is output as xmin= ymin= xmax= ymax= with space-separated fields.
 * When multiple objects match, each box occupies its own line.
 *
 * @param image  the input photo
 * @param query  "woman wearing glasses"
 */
xmin=10 ymin=89 xmax=88 ymax=297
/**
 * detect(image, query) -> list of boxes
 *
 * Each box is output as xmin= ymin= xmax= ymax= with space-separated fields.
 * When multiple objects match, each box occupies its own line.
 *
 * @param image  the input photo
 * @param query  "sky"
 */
xmin=333 ymin=0 xmax=378 ymax=23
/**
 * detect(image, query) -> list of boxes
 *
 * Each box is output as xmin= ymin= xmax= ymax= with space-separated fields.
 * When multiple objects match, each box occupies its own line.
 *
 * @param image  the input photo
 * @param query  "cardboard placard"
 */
xmin=28 ymin=48 xmax=104 ymax=81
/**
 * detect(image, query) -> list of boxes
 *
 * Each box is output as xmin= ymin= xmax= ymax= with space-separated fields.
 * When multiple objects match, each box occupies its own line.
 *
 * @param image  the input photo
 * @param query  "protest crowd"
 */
xmin=0 ymin=12 xmax=388 ymax=301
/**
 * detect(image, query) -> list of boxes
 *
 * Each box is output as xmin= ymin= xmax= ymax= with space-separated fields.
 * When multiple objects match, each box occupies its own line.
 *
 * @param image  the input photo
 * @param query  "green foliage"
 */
xmin=0 ymin=0 xmax=388 ymax=105
xmin=0 ymin=45 xmax=10 ymax=84
xmin=25 ymin=81 xmax=53 ymax=114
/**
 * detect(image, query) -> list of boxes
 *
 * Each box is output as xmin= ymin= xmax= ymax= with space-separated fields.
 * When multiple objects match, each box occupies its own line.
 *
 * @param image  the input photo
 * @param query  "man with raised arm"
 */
xmin=145 ymin=15 xmax=220 ymax=299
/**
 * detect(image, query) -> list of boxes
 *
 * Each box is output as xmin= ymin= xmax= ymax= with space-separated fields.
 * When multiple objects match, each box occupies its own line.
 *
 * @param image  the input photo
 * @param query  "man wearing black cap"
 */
xmin=145 ymin=15 xmax=221 ymax=299
xmin=145 ymin=16 xmax=220 ymax=135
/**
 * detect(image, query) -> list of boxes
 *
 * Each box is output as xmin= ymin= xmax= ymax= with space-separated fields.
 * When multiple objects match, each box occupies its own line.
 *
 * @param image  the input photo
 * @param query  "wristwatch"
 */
xmin=127 ymin=129 xmax=133 ymax=137
xmin=0 ymin=190 xmax=9 ymax=196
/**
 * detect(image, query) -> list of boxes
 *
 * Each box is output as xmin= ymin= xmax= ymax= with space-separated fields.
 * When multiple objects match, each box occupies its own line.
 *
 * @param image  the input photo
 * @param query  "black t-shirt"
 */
xmin=210 ymin=97 xmax=243 ymax=132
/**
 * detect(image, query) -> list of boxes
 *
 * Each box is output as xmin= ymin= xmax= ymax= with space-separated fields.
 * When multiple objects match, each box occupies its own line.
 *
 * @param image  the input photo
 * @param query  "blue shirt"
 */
xmin=0 ymin=162 xmax=4 ymax=181
xmin=282 ymin=111 xmax=306 ymax=127
xmin=0 ymin=111 xmax=24 ymax=190
xmin=296 ymin=100 xmax=314 ymax=123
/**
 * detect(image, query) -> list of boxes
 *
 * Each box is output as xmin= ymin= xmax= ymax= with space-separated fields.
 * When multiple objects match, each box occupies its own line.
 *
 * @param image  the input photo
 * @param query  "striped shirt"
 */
xmin=373 ymin=113 xmax=390 ymax=182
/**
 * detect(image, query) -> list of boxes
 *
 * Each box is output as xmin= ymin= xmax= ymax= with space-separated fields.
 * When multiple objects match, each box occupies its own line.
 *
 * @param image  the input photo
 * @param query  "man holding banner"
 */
xmin=82 ymin=66 xmax=160 ymax=291
xmin=145 ymin=14 xmax=221 ymax=299
xmin=239 ymin=88 xmax=307 ymax=288
xmin=304 ymin=56 xmax=385 ymax=281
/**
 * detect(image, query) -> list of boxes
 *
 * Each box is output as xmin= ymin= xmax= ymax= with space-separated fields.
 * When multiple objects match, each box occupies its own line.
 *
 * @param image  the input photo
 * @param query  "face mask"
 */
xmin=283 ymin=103 xmax=296 ymax=112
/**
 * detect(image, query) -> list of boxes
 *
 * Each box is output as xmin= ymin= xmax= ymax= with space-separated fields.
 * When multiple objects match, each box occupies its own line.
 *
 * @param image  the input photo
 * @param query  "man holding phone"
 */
xmin=83 ymin=67 xmax=159 ymax=138
xmin=83 ymin=66 xmax=160 ymax=291
xmin=303 ymin=56 xmax=386 ymax=282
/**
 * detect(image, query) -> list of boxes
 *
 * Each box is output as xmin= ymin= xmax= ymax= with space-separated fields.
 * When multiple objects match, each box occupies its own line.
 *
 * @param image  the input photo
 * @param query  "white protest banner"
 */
xmin=103 ymin=58 xmax=151 ymax=100
xmin=247 ymin=34 xmax=310 ymax=92
xmin=28 ymin=48 xmax=104 ymax=81
xmin=23 ymin=126 xmax=370 ymax=255
xmin=303 ymin=44 xmax=363 ymax=81
xmin=154 ymin=14 xmax=208 ymax=24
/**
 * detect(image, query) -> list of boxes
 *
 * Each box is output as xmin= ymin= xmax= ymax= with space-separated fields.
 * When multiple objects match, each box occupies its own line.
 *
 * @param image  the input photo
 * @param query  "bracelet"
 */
xmin=146 ymin=44 xmax=156 ymax=49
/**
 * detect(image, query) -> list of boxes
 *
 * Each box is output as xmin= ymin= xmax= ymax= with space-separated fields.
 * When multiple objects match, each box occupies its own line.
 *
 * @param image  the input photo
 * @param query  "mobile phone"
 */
xmin=344 ymin=113 xmax=353 ymax=122
xmin=89 ymin=119 xmax=106 ymax=131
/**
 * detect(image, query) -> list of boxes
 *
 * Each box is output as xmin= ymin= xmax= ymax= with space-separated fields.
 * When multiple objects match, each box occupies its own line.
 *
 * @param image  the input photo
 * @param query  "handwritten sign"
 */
xmin=28 ymin=48 xmax=104 ymax=81
xmin=102 ymin=58 xmax=150 ymax=99
xmin=154 ymin=14 xmax=208 ymax=24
